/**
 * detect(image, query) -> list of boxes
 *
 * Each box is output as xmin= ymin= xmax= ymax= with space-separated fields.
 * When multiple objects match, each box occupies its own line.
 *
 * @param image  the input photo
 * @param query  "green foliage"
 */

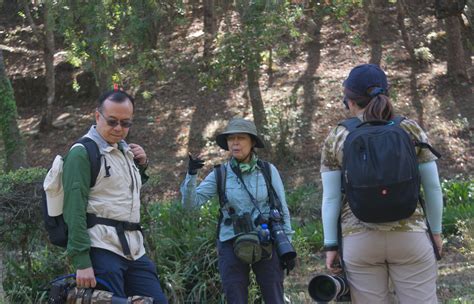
xmin=293 ymin=220 xmax=324 ymax=253
xmin=264 ymin=94 xmax=301 ymax=160
xmin=57 ymin=1 xmax=117 ymax=89
xmin=201 ymin=1 xmax=302 ymax=90
xmin=0 ymin=167 xmax=46 ymax=193
xmin=286 ymin=184 xmax=321 ymax=218
xmin=142 ymin=200 xmax=224 ymax=303
xmin=4 ymin=246 xmax=69 ymax=303
xmin=442 ymin=178 xmax=474 ymax=236
xmin=287 ymin=185 xmax=324 ymax=252
xmin=56 ymin=1 xmax=186 ymax=90
xmin=0 ymin=167 xmax=47 ymax=247
xmin=0 ymin=167 xmax=69 ymax=303
xmin=0 ymin=74 xmax=25 ymax=171
xmin=414 ymin=46 xmax=434 ymax=63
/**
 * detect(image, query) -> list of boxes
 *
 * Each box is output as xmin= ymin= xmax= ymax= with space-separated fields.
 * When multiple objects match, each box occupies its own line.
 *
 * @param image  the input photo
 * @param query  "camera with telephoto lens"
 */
xmin=308 ymin=274 xmax=351 ymax=302
xmin=268 ymin=209 xmax=296 ymax=262
xmin=48 ymin=277 xmax=153 ymax=304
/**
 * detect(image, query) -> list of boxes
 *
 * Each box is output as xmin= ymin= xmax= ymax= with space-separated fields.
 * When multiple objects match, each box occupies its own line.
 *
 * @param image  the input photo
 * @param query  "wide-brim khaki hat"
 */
xmin=216 ymin=118 xmax=265 ymax=151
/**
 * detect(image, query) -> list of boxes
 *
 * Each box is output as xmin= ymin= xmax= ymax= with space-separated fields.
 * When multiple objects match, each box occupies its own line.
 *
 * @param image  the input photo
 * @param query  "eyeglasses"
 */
xmin=98 ymin=111 xmax=133 ymax=128
xmin=342 ymin=96 xmax=350 ymax=109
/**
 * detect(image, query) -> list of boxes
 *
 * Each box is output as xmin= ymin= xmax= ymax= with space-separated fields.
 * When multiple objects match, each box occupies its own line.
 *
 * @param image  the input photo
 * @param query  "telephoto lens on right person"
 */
xmin=308 ymin=274 xmax=350 ymax=302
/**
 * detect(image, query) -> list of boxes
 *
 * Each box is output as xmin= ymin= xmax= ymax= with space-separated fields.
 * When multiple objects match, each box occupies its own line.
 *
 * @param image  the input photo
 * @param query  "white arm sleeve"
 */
xmin=321 ymin=171 xmax=342 ymax=246
xmin=419 ymin=161 xmax=443 ymax=233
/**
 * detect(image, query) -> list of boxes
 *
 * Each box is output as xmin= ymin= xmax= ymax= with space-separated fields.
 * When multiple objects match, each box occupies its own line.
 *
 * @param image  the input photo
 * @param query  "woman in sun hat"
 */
xmin=180 ymin=117 xmax=295 ymax=304
xmin=319 ymin=63 xmax=443 ymax=303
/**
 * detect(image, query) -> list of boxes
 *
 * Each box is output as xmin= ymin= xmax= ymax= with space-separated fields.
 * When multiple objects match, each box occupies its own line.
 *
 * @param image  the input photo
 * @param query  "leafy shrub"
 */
xmin=142 ymin=200 xmax=224 ymax=303
xmin=4 ymin=246 xmax=69 ymax=303
xmin=293 ymin=220 xmax=324 ymax=253
xmin=414 ymin=46 xmax=434 ymax=63
xmin=442 ymin=178 xmax=474 ymax=236
xmin=0 ymin=167 xmax=70 ymax=303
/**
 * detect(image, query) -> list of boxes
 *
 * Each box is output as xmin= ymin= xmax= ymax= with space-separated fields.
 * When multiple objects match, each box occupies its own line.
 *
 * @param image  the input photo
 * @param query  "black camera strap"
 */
xmin=337 ymin=213 xmax=349 ymax=279
xmin=419 ymin=195 xmax=442 ymax=261
xmin=230 ymin=161 xmax=264 ymax=216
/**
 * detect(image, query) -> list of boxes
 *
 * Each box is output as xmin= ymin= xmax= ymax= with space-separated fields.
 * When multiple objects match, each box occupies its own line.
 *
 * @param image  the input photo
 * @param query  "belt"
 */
xmin=86 ymin=213 xmax=142 ymax=258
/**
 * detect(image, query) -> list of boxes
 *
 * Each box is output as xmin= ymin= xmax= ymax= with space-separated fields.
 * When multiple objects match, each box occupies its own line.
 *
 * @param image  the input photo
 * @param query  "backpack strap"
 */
xmin=418 ymin=195 xmax=442 ymax=261
xmin=214 ymin=163 xmax=228 ymax=239
xmin=339 ymin=117 xmax=362 ymax=132
xmin=391 ymin=116 xmax=442 ymax=158
xmin=257 ymin=160 xmax=283 ymax=212
xmin=75 ymin=137 xmax=102 ymax=188
xmin=86 ymin=213 xmax=142 ymax=258
xmin=391 ymin=115 xmax=405 ymax=126
xmin=214 ymin=163 xmax=228 ymax=208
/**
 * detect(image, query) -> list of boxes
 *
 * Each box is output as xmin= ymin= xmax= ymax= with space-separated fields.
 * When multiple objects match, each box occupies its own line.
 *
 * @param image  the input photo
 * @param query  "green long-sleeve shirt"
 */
xmin=62 ymin=144 xmax=149 ymax=270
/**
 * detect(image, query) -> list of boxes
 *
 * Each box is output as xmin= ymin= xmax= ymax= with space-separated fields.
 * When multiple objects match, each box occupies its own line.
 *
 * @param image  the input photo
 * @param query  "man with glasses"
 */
xmin=62 ymin=89 xmax=168 ymax=303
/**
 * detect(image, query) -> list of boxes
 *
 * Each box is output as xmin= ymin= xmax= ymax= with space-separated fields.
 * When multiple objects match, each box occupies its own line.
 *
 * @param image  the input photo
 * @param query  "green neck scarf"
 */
xmin=232 ymin=154 xmax=258 ymax=174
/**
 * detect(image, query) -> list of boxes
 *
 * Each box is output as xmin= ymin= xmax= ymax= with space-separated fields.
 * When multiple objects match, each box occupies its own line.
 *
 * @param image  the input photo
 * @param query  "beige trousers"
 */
xmin=343 ymin=231 xmax=438 ymax=304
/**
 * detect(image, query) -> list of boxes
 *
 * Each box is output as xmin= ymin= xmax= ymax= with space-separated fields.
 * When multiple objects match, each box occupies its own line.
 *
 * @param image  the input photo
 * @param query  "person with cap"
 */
xmin=62 ymin=89 xmax=168 ymax=303
xmin=320 ymin=64 xmax=443 ymax=303
xmin=180 ymin=117 xmax=295 ymax=304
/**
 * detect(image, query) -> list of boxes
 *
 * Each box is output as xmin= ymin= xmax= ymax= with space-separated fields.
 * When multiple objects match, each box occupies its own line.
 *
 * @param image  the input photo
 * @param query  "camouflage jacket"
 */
xmin=320 ymin=115 xmax=438 ymax=237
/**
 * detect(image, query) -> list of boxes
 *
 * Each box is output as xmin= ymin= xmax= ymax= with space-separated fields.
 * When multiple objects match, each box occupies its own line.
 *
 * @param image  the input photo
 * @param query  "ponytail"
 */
xmin=362 ymin=95 xmax=394 ymax=121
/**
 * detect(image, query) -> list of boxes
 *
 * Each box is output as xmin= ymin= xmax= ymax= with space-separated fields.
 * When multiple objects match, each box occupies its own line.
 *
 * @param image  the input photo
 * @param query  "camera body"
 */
xmin=308 ymin=274 xmax=351 ymax=302
xmin=48 ymin=278 xmax=73 ymax=304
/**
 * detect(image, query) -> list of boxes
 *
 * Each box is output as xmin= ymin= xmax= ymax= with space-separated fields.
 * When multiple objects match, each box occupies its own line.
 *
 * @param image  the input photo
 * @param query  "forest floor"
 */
xmin=1 ymin=7 xmax=473 ymax=303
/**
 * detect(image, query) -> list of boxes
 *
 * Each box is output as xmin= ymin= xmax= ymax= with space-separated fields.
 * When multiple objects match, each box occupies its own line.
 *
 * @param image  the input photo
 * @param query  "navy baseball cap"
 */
xmin=343 ymin=64 xmax=388 ymax=97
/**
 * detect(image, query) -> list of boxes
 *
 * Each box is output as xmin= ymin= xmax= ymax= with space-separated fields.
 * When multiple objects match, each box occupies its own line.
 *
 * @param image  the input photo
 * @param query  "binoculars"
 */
xmin=308 ymin=274 xmax=351 ymax=302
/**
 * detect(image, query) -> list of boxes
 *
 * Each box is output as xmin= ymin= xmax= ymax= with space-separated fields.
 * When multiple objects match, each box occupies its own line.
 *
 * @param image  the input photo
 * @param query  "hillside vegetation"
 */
xmin=0 ymin=1 xmax=472 ymax=303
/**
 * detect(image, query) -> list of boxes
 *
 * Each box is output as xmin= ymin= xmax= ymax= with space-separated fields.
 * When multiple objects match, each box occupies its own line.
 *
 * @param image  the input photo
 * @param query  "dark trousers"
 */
xmin=90 ymin=247 xmax=168 ymax=304
xmin=217 ymin=240 xmax=285 ymax=304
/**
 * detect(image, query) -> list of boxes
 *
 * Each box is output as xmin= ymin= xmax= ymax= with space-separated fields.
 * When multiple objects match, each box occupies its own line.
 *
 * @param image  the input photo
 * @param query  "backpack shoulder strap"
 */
xmin=214 ymin=163 xmax=227 ymax=207
xmin=393 ymin=116 xmax=442 ymax=158
xmin=257 ymin=160 xmax=282 ymax=211
xmin=339 ymin=117 xmax=362 ymax=132
xmin=391 ymin=115 xmax=406 ymax=126
xmin=75 ymin=137 xmax=101 ymax=188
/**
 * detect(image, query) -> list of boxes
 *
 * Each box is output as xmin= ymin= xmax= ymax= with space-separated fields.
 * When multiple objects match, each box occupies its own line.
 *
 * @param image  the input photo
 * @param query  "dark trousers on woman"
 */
xmin=90 ymin=247 xmax=168 ymax=304
xmin=217 ymin=240 xmax=285 ymax=304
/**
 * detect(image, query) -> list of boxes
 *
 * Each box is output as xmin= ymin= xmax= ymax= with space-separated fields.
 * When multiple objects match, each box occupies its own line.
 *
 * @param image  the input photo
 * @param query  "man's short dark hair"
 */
xmin=98 ymin=90 xmax=135 ymax=111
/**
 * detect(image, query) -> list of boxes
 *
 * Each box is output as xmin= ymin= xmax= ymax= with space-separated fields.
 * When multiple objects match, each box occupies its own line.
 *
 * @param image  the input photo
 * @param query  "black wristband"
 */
xmin=136 ymin=158 xmax=149 ymax=170
xmin=323 ymin=245 xmax=339 ymax=252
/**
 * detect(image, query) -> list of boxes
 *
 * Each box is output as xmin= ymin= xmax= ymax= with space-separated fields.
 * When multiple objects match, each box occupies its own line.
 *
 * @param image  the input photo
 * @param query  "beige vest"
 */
xmin=86 ymin=144 xmax=145 ymax=260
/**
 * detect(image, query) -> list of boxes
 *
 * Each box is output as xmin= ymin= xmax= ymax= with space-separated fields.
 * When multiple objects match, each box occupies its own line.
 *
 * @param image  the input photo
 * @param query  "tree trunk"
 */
xmin=22 ymin=0 xmax=56 ymax=131
xmin=2 ymin=0 xmax=19 ymax=18
xmin=41 ymin=0 xmax=56 ymax=131
xmin=445 ymin=15 xmax=469 ymax=81
xmin=245 ymin=53 xmax=269 ymax=155
xmin=192 ymin=0 xmax=200 ymax=18
xmin=366 ymin=0 xmax=385 ymax=65
xmin=460 ymin=13 xmax=473 ymax=79
xmin=203 ymin=0 xmax=217 ymax=61
xmin=397 ymin=0 xmax=424 ymax=126
xmin=0 ymin=250 xmax=4 ymax=302
xmin=246 ymin=66 xmax=267 ymax=136
xmin=0 ymin=51 xmax=28 ymax=171
xmin=294 ymin=3 xmax=323 ymax=142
